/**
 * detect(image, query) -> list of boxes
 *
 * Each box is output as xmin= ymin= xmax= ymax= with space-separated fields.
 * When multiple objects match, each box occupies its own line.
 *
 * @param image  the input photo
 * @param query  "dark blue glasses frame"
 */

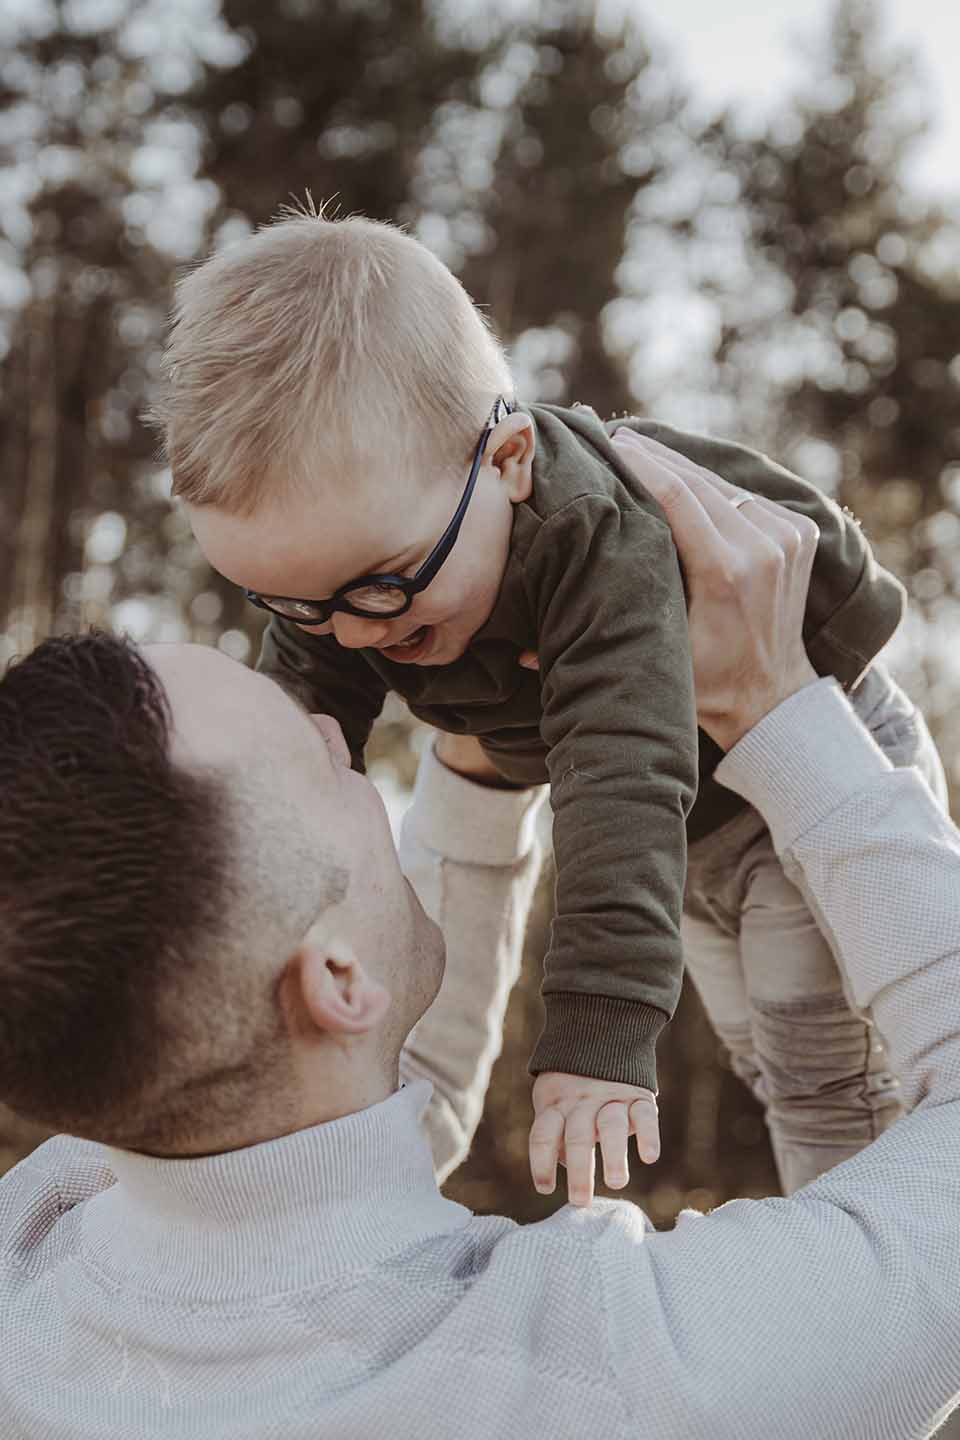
xmin=243 ymin=396 xmax=512 ymax=626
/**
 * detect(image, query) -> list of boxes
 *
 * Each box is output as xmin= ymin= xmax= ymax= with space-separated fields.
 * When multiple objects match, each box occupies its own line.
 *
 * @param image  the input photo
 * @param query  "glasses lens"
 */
xmin=343 ymin=583 xmax=408 ymax=616
xmin=261 ymin=597 xmax=330 ymax=623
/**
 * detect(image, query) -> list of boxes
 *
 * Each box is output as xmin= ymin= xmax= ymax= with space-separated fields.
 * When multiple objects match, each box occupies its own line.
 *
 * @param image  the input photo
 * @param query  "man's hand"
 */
xmin=529 ymin=1072 xmax=660 ymax=1208
xmin=609 ymin=429 xmax=820 ymax=751
xmin=524 ymin=433 xmax=822 ymax=752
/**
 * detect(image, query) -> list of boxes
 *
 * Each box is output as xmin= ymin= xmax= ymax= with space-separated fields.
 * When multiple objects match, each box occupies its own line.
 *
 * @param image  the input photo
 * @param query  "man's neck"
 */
xmin=136 ymin=1057 xmax=398 ymax=1160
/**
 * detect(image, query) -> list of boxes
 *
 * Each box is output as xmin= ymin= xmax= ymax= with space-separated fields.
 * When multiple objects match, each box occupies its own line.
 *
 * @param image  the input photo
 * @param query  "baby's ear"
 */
xmin=493 ymin=415 xmax=535 ymax=503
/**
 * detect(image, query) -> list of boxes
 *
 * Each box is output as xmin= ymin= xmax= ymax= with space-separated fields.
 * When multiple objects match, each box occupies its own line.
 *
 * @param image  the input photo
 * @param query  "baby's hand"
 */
xmin=529 ymin=1072 xmax=660 ymax=1207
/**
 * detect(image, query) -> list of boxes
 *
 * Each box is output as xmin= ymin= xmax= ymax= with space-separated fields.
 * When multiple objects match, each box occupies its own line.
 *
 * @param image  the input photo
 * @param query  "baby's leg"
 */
xmin=847 ymin=661 xmax=948 ymax=808
xmin=736 ymin=830 xmax=902 ymax=1193
xmin=680 ymin=905 xmax=766 ymax=1111
xmin=685 ymin=820 xmax=901 ymax=1195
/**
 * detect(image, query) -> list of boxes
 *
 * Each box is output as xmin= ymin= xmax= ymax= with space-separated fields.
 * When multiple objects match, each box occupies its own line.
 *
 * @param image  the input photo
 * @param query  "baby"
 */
xmin=153 ymin=207 xmax=946 ymax=1205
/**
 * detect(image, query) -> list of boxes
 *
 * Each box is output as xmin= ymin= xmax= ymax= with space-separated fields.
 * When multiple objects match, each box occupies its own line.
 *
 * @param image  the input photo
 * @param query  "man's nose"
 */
xmin=330 ymin=611 xmax=391 ymax=649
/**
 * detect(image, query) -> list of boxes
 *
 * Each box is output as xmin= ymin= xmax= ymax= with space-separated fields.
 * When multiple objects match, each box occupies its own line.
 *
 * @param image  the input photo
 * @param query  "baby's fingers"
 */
xmin=597 ymin=1101 xmax=630 ymax=1189
xmin=529 ymin=1106 xmax=565 ymax=1194
xmin=630 ymin=1093 xmax=661 ymax=1164
xmin=563 ymin=1103 xmax=600 ymax=1207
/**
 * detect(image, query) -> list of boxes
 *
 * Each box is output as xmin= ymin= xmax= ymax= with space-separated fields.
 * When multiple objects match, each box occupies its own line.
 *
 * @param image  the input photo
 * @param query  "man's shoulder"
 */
xmin=0 ymin=1135 xmax=115 ymax=1274
xmin=427 ymin=1200 xmax=651 ymax=1382
xmin=465 ymin=1197 xmax=652 ymax=1280
xmin=529 ymin=1196 xmax=654 ymax=1248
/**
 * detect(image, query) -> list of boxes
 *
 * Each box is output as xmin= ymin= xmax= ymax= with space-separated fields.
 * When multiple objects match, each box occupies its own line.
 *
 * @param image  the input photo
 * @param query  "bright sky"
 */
xmin=627 ymin=0 xmax=959 ymax=198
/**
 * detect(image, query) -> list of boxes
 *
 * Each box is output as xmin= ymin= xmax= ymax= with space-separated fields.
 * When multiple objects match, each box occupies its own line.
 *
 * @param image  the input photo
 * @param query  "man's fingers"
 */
xmin=529 ymin=1106 xmax=565 ymax=1194
xmin=614 ymin=429 xmax=818 ymax=556
xmin=618 ymin=430 xmax=743 ymax=500
xmin=620 ymin=431 xmax=770 ymax=549
xmin=597 ymin=1101 xmax=630 ymax=1189
xmin=630 ymin=1095 xmax=661 ymax=1164
xmin=518 ymin=649 xmax=540 ymax=671
xmin=611 ymin=430 xmax=730 ymax=578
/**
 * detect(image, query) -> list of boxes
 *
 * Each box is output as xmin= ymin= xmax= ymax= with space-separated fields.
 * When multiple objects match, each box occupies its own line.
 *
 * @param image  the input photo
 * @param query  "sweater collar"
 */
xmin=82 ymin=1081 xmax=471 ymax=1299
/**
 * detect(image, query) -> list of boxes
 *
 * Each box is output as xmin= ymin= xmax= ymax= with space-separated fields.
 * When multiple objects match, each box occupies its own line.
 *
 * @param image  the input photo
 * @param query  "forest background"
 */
xmin=1 ymin=0 xmax=958 ymax=1228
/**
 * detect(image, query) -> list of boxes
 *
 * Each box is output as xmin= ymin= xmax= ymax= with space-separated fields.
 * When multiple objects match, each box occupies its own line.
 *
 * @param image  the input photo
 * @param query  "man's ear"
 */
xmin=293 ymin=937 xmax=391 ymax=1037
xmin=491 ymin=414 xmax=535 ymax=503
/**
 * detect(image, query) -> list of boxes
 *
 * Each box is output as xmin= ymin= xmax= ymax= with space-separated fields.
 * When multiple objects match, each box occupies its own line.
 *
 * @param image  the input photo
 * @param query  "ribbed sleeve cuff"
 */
xmin=714 ymin=678 xmax=895 ymax=859
xmin=402 ymin=743 xmax=547 ymax=866
xmin=529 ymin=994 xmax=666 ymax=1093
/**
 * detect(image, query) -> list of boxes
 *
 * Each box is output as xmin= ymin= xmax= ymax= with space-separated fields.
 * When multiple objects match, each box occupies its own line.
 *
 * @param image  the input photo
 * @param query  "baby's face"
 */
xmin=189 ymin=449 xmax=519 ymax=668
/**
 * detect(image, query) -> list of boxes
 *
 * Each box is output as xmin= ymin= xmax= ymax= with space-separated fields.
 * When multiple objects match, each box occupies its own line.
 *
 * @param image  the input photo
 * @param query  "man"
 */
xmin=1 ymin=438 xmax=958 ymax=1438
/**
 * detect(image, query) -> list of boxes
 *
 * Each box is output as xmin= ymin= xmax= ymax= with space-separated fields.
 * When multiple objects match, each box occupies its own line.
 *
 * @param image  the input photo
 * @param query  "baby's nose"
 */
xmin=331 ymin=612 xmax=391 ymax=649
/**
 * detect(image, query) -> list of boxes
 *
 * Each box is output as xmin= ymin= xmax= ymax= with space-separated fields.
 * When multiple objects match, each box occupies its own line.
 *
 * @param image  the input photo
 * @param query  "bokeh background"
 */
xmin=2 ymin=0 xmax=958 ymax=1233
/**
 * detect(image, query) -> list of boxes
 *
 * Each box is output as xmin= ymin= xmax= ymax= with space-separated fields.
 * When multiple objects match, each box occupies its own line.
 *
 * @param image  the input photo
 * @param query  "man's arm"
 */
xmin=600 ymin=686 xmax=960 ymax=1438
xmin=398 ymin=743 xmax=546 ymax=1181
xmin=596 ymin=431 xmax=960 ymax=1437
xmin=722 ymin=678 xmax=959 ymax=1114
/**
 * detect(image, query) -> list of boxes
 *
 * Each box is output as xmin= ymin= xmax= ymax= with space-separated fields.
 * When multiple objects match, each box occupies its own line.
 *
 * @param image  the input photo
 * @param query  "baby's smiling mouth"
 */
xmin=380 ymin=625 xmax=433 ymax=660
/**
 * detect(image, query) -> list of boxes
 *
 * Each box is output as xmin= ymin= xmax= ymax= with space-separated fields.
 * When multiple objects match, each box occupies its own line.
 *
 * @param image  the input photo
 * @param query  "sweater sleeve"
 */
xmin=256 ymin=616 xmax=388 ymax=771
xmin=521 ymin=495 xmax=698 ymax=1093
xmin=717 ymin=677 xmax=960 ymax=1114
xmin=594 ymin=680 xmax=960 ymax=1439
xmin=397 ymin=748 xmax=546 ymax=1181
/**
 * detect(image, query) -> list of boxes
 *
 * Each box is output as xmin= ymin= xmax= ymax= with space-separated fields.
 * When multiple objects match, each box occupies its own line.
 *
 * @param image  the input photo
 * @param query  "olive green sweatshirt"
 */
xmin=258 ymin=402 xmax=904 ymax=1092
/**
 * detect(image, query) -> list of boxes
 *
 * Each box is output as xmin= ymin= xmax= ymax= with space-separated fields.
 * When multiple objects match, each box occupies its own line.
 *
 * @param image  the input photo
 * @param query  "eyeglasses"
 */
xmin=243 ymin=396 xmax=513 ymax=627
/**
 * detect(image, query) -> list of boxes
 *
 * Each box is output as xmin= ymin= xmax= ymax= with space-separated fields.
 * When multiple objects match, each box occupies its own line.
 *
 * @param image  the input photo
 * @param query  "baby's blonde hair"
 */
xmin=149 ymin=201 xmax=515 ymax=516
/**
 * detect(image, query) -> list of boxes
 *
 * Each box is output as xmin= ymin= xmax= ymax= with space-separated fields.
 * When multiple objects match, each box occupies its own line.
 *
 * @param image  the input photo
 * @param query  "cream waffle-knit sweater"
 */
xmin=2 ymin=684 xmax=959 ymax=1439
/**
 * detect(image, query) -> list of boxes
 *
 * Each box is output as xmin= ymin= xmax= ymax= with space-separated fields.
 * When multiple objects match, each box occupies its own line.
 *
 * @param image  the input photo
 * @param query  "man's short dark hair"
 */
xmin=0 ymin=630 xmax=230 ymax=1143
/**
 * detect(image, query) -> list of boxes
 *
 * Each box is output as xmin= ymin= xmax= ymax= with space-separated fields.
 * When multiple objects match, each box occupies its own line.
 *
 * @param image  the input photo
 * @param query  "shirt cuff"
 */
xmin=529 ymin=994 xmax=665 ymax=1093
xmin=715 ymin=677 xmax=894 ymax=858
xmin=402 ymin=743 xmax=548 ymax=866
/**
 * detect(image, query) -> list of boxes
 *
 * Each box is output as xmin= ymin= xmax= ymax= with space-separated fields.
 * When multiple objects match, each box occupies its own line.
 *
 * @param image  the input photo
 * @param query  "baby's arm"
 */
xmin=516 ymin=494 xmax=696 ymax=1203
xmin=521 ymin=495 xmax=698 ymax=1075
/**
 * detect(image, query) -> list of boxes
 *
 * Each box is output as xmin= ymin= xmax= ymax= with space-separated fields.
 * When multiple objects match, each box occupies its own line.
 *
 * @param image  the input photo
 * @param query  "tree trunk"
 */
xmin=9 ymin=284 xmax=58 ymax=647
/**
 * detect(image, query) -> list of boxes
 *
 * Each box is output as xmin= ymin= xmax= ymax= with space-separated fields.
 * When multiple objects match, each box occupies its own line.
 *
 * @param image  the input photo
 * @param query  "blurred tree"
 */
xmin=0 ymin=8 xmax=147 ymax=648
xmin=710 ymin=0 xmax=960 ymax=783
xmin=185 ymin=0 xmax=498 ymax=232
xmin=458 ymin=4 xmax=686 ymax=418
xmin=0 ymin=0 xmax=253 ymax=662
